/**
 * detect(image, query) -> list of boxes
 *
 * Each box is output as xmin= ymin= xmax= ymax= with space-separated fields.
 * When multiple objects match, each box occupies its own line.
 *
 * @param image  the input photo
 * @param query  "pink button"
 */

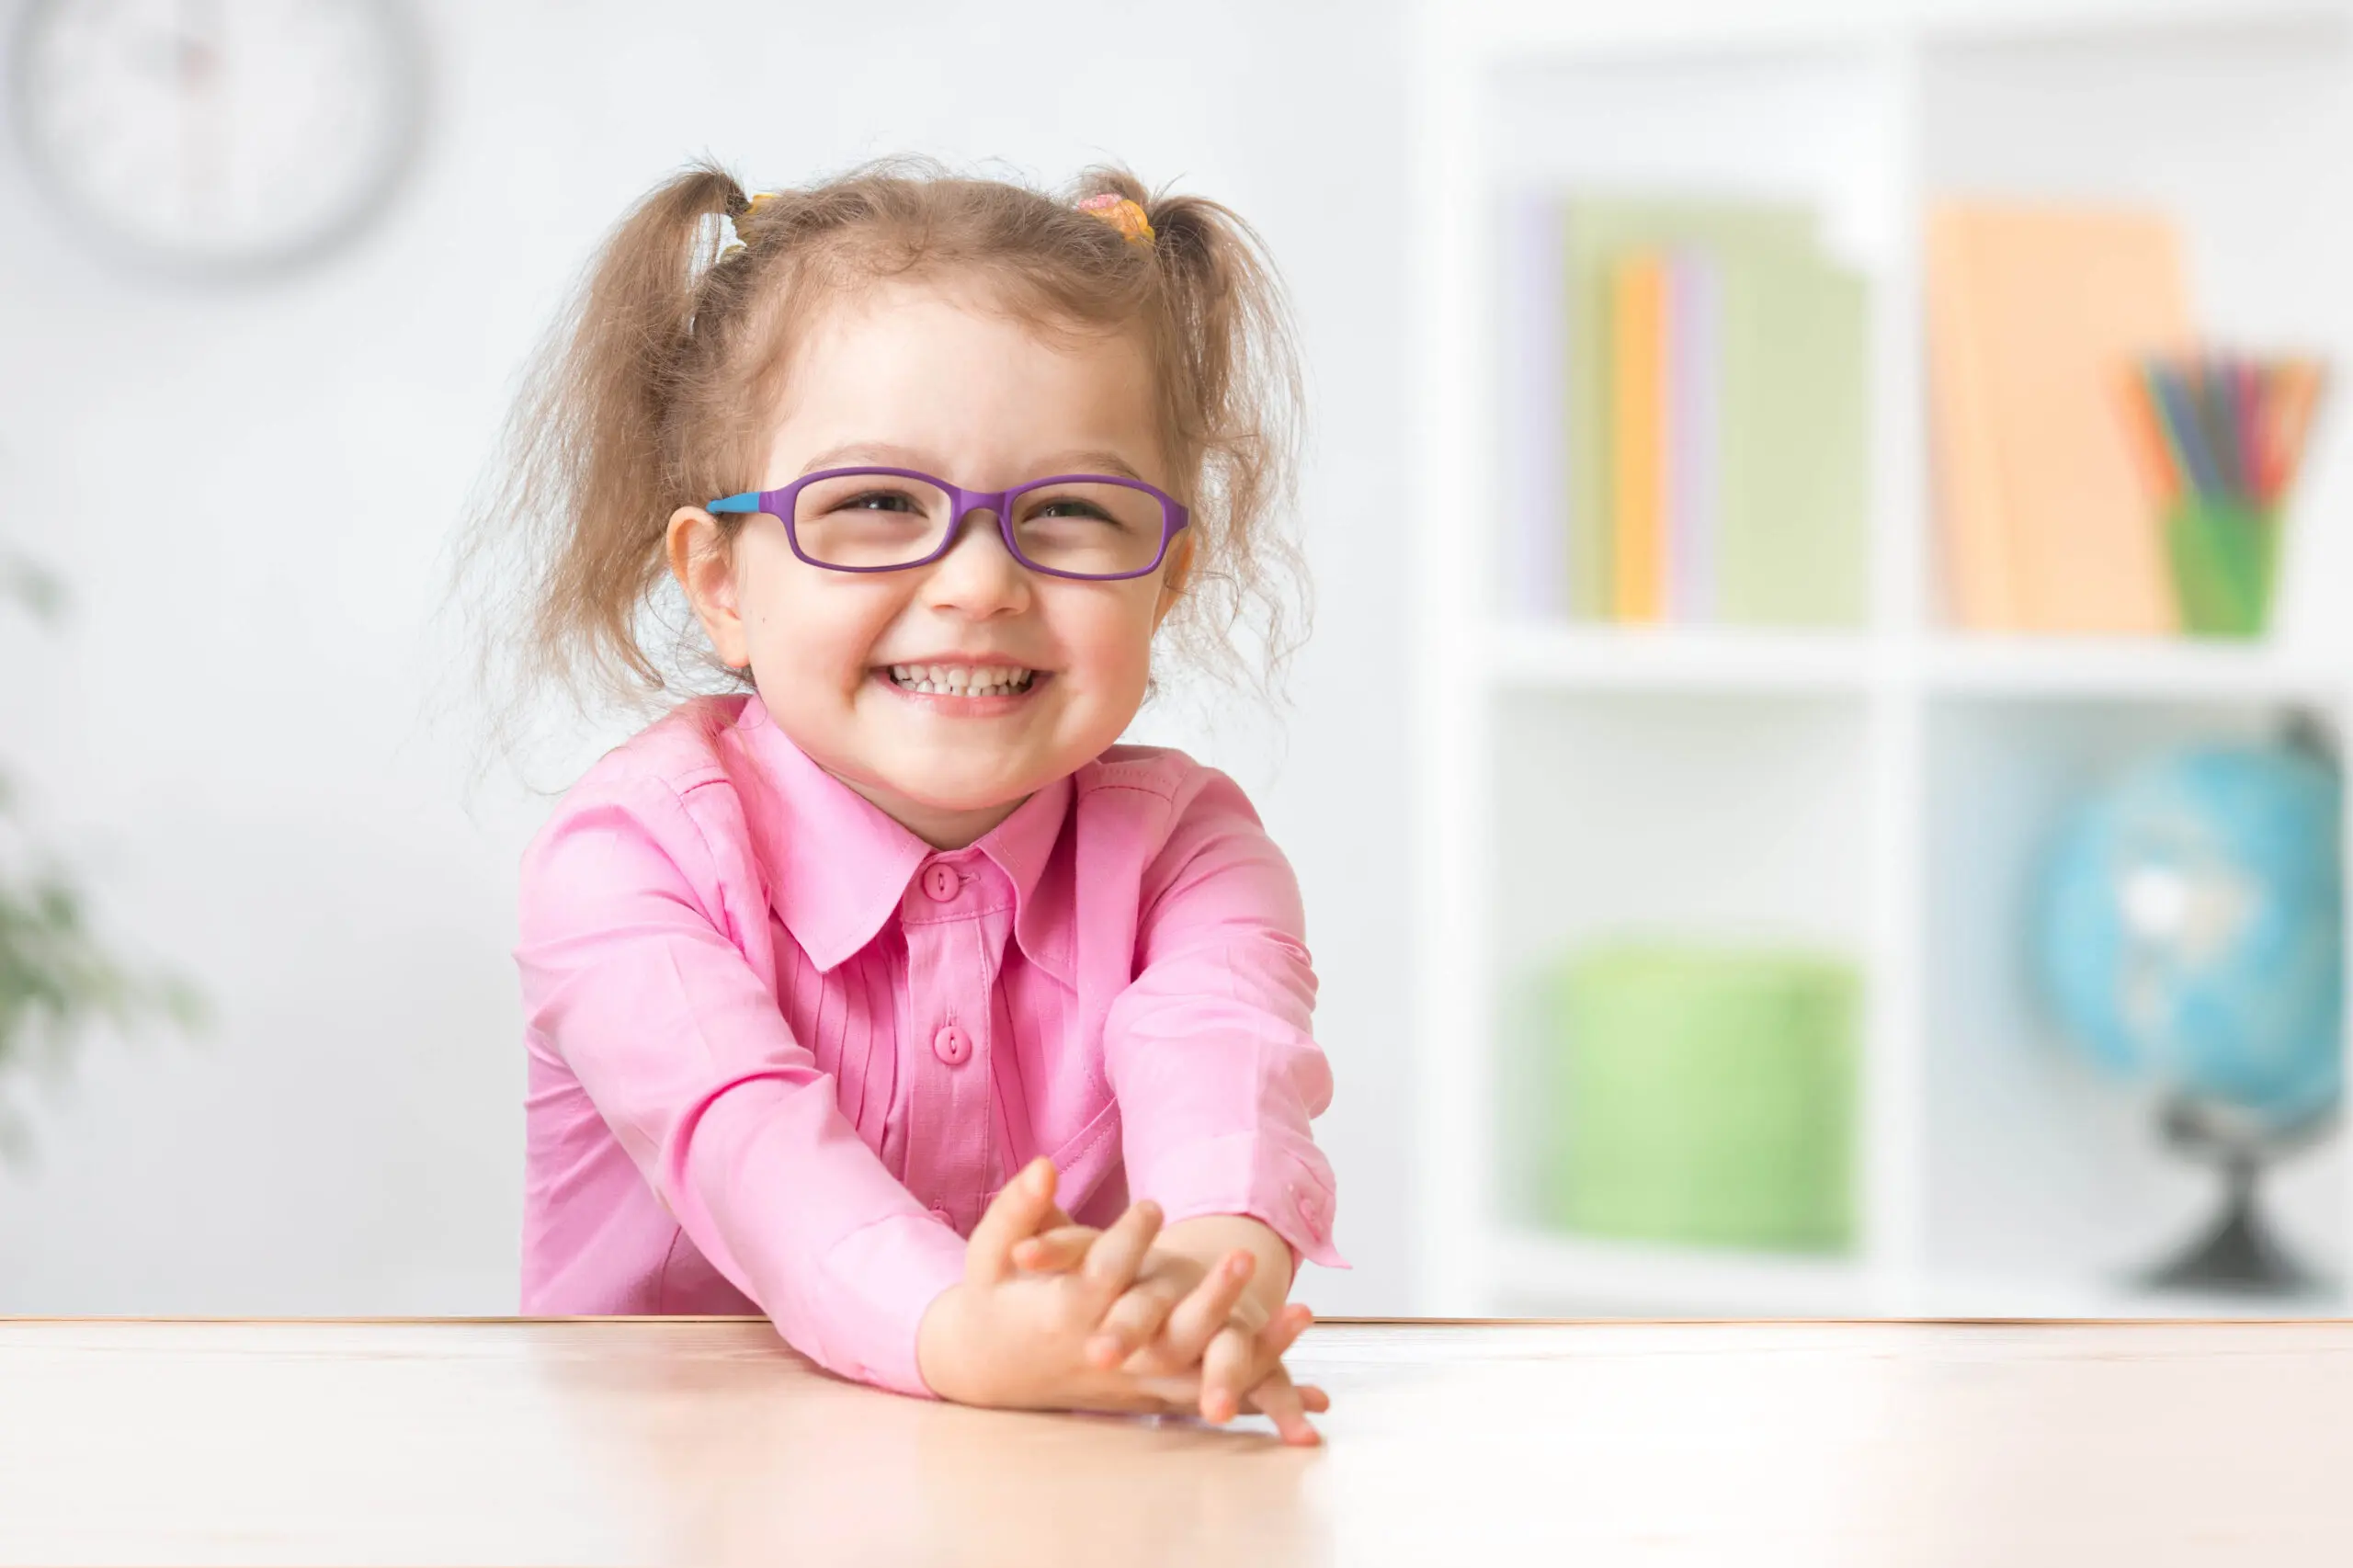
xmin=921 ymin=864 xmax=960 ymax=903
xmin=933 ymin=1023 xmax=971 ymax=1066
xmin=929 ymin=1204 xmax=954 ymax=1227
xmin=1292 ymin=1184 xmax=1324 ymax=1237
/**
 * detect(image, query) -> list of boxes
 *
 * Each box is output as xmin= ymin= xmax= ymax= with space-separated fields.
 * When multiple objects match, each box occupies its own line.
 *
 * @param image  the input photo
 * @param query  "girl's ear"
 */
xmin=1152 ymin=530 xmax=1195 ymax=629
xmin=666 ymin=506 xmax=752 ymax=669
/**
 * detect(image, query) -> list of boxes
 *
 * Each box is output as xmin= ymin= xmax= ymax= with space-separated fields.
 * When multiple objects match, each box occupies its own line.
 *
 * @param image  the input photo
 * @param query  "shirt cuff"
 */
xmin=816 ymin=1211 xmax=970 ymax=1398
xmin=1128 ymin=1130 xmax=1347 ymax=1270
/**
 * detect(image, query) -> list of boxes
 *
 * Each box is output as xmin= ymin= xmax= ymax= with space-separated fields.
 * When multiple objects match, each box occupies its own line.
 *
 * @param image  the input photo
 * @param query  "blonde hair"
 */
xmin=460 ymin=156 xmax=1307 ymax=747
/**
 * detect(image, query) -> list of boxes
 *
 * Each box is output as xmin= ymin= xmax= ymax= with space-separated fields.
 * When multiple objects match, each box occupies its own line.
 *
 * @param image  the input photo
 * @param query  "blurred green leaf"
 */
xmin=0 ymin=551 xmax=64 ymax=623
xmin=0 ymin=547 xmax=199 ymax=1164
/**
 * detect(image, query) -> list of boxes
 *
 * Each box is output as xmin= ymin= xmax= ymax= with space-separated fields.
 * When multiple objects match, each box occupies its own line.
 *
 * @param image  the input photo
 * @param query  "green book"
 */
xmin=1561 ymin=199 xmax=1819 ymax=621
xmin=1717 ymin=247 xmax=1870 ymax=626
xmin=1541 ymin=944 xmax=1860 ymax=1252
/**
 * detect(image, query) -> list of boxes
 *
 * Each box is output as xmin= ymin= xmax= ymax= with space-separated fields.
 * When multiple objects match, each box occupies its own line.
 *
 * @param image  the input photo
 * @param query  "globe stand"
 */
xmin=2140 ymin=1096 xmax=2336 ymax=1297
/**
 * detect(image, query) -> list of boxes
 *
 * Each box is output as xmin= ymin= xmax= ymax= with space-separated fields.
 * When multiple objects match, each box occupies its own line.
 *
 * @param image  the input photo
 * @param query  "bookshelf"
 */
xmin=1409 ymin=0 xmax=2353 ymax=1319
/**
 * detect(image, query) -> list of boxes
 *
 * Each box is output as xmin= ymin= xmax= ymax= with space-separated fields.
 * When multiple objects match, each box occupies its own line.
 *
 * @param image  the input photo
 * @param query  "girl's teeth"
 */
xmin=887 ymin=664 xmax=1035 ymax=697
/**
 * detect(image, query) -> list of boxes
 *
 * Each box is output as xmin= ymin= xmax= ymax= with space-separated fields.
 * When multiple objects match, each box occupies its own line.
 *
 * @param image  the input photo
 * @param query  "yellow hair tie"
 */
xmin=1077 ymin=193 xmax=1154 ymax=247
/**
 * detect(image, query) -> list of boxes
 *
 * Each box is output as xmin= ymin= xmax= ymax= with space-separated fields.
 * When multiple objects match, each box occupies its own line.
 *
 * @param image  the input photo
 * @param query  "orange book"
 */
xmin=1610 ymin=255 xmax=1667 ymax=622
xmin=1926 ymin=202 xmax=2192 ymax=634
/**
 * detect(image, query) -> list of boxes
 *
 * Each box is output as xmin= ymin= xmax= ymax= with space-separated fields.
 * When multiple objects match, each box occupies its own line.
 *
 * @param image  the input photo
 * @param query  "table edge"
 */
xmin=6 ymin=1313 xmax=2352 ymax=1327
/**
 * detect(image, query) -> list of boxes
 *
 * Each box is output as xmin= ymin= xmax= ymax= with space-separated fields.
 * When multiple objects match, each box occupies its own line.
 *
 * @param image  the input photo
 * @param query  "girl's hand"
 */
xmin=915 ymin=1158 xmax=1208 ymax=1417
xmin=1013 ymin=1222 xmax=1329 ymax=1446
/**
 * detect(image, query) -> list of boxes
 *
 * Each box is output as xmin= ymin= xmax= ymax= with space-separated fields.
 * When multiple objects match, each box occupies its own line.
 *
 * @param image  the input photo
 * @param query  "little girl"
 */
xmin=488 ymin=160 xmax=1342 ymax=1444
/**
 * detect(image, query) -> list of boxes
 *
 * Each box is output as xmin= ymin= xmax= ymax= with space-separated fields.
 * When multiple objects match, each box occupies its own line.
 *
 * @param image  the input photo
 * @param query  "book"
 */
xmin=1666 ymin=253 xmax=1721 ymax=622
xmin=1563 ymin=199 xmax=1820 ymax=622
xmin=1498 ymin=191 xmax=1568 ymax=619
xmin=1716 ymin=244 xmax=1870 ymax=626
xmin=1927 ymin=201 xmax=2194 ymax=633
xmin=1608 ymin=253 xmax=1668 ymax=621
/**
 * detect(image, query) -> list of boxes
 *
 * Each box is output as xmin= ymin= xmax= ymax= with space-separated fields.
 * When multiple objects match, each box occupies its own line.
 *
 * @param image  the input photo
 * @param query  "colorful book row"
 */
xmin=1500 ymin=195 xmax=1872 ymax=627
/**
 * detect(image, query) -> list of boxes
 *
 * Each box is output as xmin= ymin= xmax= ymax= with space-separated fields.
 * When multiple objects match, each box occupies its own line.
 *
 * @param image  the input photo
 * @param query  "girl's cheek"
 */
xmin=767 ymin=577 xmax=893 ymax=678
xmin=1110 ymin=608 xmax=1162 ymax=686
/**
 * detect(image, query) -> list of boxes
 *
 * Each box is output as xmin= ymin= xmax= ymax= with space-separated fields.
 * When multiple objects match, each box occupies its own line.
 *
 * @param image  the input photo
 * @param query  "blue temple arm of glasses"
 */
xmin=706 ymin=492 xmax=766 ymax=513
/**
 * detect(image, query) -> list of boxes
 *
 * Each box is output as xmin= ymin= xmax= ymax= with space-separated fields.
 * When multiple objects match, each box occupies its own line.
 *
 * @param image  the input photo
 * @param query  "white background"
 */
xmin=0 ymin=0 xmax=1414 ymax=1314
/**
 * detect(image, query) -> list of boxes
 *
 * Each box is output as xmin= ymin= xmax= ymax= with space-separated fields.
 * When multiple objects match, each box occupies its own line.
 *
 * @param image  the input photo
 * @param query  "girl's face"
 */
xmin=668 ymin=280 xmax=1183 ymax=849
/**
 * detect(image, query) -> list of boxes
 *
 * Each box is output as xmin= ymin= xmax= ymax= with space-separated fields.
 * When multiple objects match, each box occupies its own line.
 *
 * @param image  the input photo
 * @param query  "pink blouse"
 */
xmin=515 ymin=693 xmax=1343 ymax=1396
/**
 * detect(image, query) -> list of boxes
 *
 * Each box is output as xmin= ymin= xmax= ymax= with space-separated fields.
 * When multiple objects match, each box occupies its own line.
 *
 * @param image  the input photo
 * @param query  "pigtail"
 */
xmin=1131 ymin=181 xmax=1310 ymax=695
xmin=453 ymin=162 xmax=756 ymax=766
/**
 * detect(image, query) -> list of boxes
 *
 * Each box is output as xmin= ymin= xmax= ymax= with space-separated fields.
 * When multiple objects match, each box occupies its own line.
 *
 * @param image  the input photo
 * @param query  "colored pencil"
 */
xmin=2115 ymin=367 xmax=2181 ymax=507
xmin=2152 ymin=366 xmax=2221 ymax=500
xmin=2122 ymin=352 xmax=2328 ymax=513
xmin=2267 ymin=359 xmax=2327 ymax=507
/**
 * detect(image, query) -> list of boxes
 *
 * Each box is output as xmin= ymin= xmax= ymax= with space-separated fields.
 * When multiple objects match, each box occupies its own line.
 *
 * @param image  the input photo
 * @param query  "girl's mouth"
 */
xmin=881 ymin=663 xmax=1040 ymax=699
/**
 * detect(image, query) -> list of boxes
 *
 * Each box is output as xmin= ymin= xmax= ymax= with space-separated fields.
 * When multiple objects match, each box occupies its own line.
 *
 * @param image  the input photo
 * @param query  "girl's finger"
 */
xmin=963 ymin=1157 xmax=1058 ymax=1286
xmin=1077 ymin=1199 xmax=1164 ymax=1303
xmin=1156 ymin=1249 xmax=1256 ymax=1366
xmin=1199 ymin=1322 xmax=1256 ymax=1426
xmin=1243 ymin=1365 xmax=1321 ymax=1447
xmin=1297 ymin=1384 xmax=1331 ymax=1414
xmin=1086 ymin=1273 xmax=1190 ymax=1369
xmin=1256 ymin=1301 xmax=1313 ymax=1362
xmin=1010 ymin=1224 xmax=1099 ymax=1274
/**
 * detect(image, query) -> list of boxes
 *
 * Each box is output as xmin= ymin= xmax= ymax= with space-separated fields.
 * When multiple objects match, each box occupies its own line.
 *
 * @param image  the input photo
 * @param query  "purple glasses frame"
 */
xmin=705 ymin=466 xmax=1190 ymax=582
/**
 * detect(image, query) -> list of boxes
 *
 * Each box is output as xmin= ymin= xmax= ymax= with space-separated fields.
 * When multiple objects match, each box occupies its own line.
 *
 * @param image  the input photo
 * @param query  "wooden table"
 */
xmin=6 ymin=1316 xmax=2353 ymax=1565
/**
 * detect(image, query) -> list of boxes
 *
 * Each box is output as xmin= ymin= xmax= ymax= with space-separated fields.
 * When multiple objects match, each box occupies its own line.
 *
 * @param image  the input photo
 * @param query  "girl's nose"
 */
xmin=922 ymin=507 xmax=1032 ymax=617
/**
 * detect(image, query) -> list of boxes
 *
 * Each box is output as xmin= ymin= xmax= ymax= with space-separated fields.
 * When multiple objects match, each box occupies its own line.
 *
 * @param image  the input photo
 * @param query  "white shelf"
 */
xmin=1491 ymin=1228 xmax=1876 ymax=1317
xmin=1489 ymin=624 xmax=2352 ymax=700
xmin=1495 ymin=1229 xmax=2344 ymax=1319
xmin=1412 ymin=0 xmax=2353 ymax=1323
xmin=1486 ymin=623 xmax=1877 ymax=694
xmin=1925 ymin=635 xmax=2350 ymax=702
xmin=1908 ymin=1269 xmax=2347 ymax=1321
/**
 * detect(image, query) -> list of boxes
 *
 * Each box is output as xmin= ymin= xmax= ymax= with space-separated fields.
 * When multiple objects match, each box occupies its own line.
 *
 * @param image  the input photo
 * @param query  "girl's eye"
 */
xmin=1030 ymin=498 xmax=1118 ymax=523
xmin=836 ymin=489 xmax=923 ymax=514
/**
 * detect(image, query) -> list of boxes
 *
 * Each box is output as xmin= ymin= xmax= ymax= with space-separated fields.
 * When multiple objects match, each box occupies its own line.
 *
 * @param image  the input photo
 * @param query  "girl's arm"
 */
xmin=1102 ymin=764 xmax=1345 ymax=1278
xmin=1064 ymin=764 xmax=1344 ymax=1437
xmin=517 ymin=769 xmax=972 ymax=1395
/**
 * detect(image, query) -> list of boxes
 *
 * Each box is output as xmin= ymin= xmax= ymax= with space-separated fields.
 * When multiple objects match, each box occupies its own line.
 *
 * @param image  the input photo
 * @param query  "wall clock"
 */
xmin=11 ymin=0 xmax=426 ymax=278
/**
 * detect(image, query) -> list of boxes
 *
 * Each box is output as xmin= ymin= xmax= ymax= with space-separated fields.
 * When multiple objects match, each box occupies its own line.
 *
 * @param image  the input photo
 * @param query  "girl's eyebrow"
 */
xmin=798 ymin=441 xmax=934 ymax=475
xmin=797 ymin=443 xmax=1150 ymax=483
xmin=1034 ymin=450 xmax=1150 ymax=483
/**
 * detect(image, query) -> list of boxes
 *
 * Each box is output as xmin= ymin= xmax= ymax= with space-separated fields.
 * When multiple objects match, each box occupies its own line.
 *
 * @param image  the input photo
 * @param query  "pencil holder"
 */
xmin=2165 ymin=497 xmax=2279 ymax=639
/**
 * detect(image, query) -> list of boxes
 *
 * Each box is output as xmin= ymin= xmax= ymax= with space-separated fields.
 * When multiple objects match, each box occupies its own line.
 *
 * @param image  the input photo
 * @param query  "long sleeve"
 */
xmin=515 ymin=773 xmax=965 ymax=1396
xmin=1101 ymin=768 xmax=1347 ymax=1268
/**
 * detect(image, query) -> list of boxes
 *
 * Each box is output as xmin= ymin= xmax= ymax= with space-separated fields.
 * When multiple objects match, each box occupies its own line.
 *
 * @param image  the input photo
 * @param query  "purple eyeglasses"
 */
xmin=706 ymin=466 xmax=1189 ymax=582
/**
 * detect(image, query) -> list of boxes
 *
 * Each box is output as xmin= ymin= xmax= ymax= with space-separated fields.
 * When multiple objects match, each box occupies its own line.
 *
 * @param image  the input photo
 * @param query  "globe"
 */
xmin=2036 ymin=742 xmax=2344 ymax=1131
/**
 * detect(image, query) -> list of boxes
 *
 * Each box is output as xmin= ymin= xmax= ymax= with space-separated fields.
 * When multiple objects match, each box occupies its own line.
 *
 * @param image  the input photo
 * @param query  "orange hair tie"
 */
xmin=1076 ymin=193 xmax=1155 ymax=247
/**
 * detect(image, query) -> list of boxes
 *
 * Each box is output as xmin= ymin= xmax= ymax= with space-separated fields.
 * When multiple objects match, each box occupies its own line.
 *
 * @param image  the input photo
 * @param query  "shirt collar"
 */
xmin=731 ymin=695 xmax=1074 ymax=978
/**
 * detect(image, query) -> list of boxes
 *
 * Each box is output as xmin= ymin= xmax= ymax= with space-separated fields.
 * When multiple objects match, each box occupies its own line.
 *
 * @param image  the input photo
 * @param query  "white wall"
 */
xmin=0 ymin=0 xmax=1412 ymax=1314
